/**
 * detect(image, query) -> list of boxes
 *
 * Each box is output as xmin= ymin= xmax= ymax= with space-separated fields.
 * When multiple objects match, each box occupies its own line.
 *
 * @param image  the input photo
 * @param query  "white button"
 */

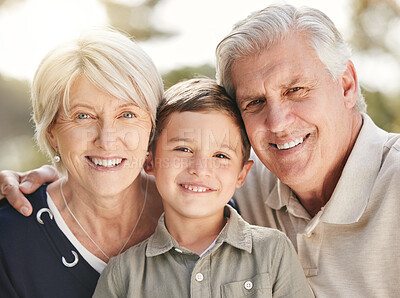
xmin=195 ymin=273 xmax=204 ymax=282
xmin=174 ymin=248 xmax=183 ymax=253
xmin=244 ymin=281 xmax=253 ymax=290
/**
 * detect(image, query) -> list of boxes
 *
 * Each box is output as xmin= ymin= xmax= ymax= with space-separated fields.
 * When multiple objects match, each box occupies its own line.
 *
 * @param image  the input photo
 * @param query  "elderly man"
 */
xmin=215 ymin=4 xmax=400 ymax=297
xmin=1 ymin=4 xmax=399 ymax=297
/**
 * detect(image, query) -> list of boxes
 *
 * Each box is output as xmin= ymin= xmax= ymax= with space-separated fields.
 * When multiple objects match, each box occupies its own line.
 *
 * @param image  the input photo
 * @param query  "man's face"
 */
xmin=231 ymin=33 xmax=359 ymax=193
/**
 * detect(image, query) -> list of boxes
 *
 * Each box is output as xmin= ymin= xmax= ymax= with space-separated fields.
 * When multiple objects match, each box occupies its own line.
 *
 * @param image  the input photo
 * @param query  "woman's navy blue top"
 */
xmin=0 ymin=184 xmax=100 ymax=297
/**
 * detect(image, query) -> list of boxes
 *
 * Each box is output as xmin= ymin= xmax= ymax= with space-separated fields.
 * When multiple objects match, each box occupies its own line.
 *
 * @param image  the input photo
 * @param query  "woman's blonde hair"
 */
xmin=31 ymin=27 xmax=163 ymax=173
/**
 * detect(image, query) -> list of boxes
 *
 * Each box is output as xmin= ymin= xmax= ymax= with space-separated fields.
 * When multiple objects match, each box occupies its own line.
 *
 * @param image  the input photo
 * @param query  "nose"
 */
xmin=188 ymin=156 xmax=213 ymax=177
xmin=94 ymin=120 xmax=119 ymax=151
xmin=264 ymin=98 xmax=294 ymax=133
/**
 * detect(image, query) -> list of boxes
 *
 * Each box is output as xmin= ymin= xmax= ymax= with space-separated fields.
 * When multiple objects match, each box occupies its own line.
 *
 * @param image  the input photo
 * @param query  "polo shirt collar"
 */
xmin=146 ymin=205 xmax=252 ymax=257
xmin=265 ymin=113 xmax=388 ymax=224
xmin=319 ymin=113 xmax=388 ymax=224
xmin=266 ymin=179 xmax=312 ymax=220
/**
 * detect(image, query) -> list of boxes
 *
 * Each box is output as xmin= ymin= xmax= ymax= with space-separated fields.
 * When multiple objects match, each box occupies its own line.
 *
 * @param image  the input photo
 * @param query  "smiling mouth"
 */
xmin=87 ymin=157 xmax=125 ymax=168
xmin=180 ymin=184 xmax=213 ymax=193
xmin=272 ymin=133 xmax=310 ymax=150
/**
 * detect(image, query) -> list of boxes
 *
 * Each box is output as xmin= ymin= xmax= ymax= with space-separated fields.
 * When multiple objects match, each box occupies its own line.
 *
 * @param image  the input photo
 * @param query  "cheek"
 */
xmin=214 ymin=163 xmax=237 ymax=182
xmin=242 ymin=115 xmax=264 ymax=140
xmin=123 ymin=128 xmax=150 ymax=151
xmin=58 ymin=129 xmax=91 ymax=153
xmin=123 ymin=130 xmax=141 ymax=150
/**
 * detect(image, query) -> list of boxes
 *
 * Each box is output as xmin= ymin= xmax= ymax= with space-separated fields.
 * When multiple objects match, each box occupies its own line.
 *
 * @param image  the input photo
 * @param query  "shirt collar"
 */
xmin=146 ymin=205 xmax=252 ymax=257
xmin=266 ymin=180 xmax=311 ymax=220
xmin=319 ymin=113 xmax=388 ymax=224
xmin=265 ymin=113 xmax=388 ymax=224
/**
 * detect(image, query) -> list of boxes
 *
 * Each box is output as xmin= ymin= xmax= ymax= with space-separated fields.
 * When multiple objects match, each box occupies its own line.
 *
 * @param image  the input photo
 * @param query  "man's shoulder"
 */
xmin=384 ymin=132 xmax=400 ymax=153
xmin=380 ymin=132 xmax=400 ymax=171
xmin=374 ymin=132 xmax=400 ymax=189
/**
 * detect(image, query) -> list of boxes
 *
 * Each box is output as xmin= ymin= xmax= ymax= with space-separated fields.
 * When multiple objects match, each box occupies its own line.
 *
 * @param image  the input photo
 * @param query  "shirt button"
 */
xmin=195 ymin=273 xmax=204 ymax=282
xmin=244 ymin=281 xmax=253 ymax=290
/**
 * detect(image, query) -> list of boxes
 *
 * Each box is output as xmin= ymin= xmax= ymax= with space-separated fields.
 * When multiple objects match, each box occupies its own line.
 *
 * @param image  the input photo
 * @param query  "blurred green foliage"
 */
xmin=351 ymin=0 xmax=400 ymax=132
xmin=0 ymin=0 xmax=399 ymax=172
xmin=101 ymin=0 xmax=174 ymax=40
xmin=162 ymin=64 xmax=216 ymax=90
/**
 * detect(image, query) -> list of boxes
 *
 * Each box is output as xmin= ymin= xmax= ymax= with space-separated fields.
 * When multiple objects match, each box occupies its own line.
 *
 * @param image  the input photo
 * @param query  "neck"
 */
xmin=47 ymin=174 xmax=149 ymax=261
xmin=164 ymin=209 xmax=226 ymax=255
xmin=294 ymin=112 xmax=363 ymax=217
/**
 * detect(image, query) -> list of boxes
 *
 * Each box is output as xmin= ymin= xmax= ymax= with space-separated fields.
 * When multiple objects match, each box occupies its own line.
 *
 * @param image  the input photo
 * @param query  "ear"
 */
xmin=341 ymin=60 xmax=358 ymax=110
xmin=235 ymin=160 xmax=253 ymax=188
xmin=46 ymin=125 xmax=59 ymax=153
xmin=143 ymin=151 xmax=155 ymax=175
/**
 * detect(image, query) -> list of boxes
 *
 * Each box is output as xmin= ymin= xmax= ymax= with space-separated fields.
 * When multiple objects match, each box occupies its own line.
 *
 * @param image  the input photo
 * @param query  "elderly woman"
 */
xmin=0 ymin=28 xmax=163 ymax=297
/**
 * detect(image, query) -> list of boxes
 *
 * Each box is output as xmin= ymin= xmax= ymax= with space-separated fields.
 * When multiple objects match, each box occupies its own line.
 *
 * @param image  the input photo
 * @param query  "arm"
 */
xmin=0 ymin=165 xmax=59 ymax=216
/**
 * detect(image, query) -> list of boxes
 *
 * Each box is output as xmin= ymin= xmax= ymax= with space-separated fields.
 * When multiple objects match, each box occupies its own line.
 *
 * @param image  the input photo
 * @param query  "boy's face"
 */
xmin=146 ymin=111 xmax=252 ymax=221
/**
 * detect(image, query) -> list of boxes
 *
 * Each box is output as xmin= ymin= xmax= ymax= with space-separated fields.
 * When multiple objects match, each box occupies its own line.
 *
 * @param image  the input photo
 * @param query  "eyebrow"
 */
xmin=168 ymin=136 xmax=194 ymax=143
xmin=237 ymin=95 xmax=264 ymax=106
xmin=237 ymin=76 xmax=315 ymax=104
xmin=279 ymin=77 xmax=314 ymax=89
xmin=69 ymin=103 xmax=93 ymax=110
xmin=219 ymin=143 xmax=237 ymax=152
xmin=118 ymin=102 xmax=139 ymax=108
xmin=168 ymin=136 xmax=238 ymax=152
xmin=69 ymin=101 xmax=138 ymax=111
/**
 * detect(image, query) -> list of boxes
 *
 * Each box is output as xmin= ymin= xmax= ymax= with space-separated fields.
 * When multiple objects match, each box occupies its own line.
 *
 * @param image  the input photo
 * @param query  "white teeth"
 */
xmin=276 ymin=137 xmax=304 ymax=150
xmin=90 ymin=158 xmax=123 ymax=167
xmin=182 ymin=184 xmax=208 ymax=192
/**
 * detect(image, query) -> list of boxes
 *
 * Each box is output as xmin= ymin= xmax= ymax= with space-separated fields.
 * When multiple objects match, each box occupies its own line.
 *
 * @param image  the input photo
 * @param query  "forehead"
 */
xmin=231 ymin=34 xmax=325 ymax=99
xmin=68 ymin=76 xmax=135 ymax=107
xmin=158 ymin=111 xmax=242 ymax=148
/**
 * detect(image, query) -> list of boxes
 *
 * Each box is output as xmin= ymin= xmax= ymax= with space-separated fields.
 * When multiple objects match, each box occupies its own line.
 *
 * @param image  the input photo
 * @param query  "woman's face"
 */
xmin=48 ymin=76 xmax=152 ymax=197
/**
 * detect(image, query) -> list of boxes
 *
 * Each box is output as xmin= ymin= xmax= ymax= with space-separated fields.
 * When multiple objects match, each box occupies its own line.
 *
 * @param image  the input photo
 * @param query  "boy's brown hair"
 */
xmin=151 ymin=77 xmax=251 ymax=165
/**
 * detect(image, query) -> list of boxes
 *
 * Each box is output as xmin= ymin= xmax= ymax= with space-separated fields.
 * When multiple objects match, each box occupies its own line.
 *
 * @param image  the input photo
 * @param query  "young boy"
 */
xmin=93 ymin=78 xmax=313 ymax=297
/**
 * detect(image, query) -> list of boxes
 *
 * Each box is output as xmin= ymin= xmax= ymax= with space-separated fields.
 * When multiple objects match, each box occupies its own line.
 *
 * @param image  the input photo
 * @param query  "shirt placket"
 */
xmin=190 ymin=255 xmax=211 ymax=298
xmin=286 ymin=194 xmax=323 ymax=278
xmin=296 ymin=211 xmax=323 ymax=277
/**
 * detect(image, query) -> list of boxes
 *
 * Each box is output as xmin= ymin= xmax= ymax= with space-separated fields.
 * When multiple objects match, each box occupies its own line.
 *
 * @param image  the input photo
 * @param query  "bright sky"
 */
xmin=0 ymin=0 xmax=399 ymax=94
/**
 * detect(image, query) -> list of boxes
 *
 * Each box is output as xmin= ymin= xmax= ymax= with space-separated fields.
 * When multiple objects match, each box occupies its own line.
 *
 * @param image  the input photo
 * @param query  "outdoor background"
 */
xmin=1 ymin=0 xmax=399 ymax=172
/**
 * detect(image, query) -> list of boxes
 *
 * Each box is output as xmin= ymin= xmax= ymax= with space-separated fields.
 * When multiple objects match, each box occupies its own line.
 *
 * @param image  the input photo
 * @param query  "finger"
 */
xmin=0 ymin=170 xmax=21 ymax=199
xmin=0 ymin=176 xmax=32 ymax=216
xmin=19 ymin=165 xmax=60 ymax=194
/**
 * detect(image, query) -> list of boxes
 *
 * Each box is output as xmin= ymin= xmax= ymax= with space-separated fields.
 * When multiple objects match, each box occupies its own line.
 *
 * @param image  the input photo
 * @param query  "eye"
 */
xmin=215 ymin=153 xmax=230 ymax=159
xmin=284 ymin=87 xmax=302 ymax=95
xmin=243 ymin=98 xmax=265 ymax=111
xmin=77 ymin=113 xmax=90 ymax=119
xmin=122 ymin=112 xmax=135 ymax=118
xmin=174 ymin=147 xmax=192 ymax=153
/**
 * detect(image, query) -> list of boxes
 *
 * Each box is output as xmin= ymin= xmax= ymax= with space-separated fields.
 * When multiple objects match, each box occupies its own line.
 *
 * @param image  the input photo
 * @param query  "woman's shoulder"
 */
xmin=0 ymin=184 xmax=49 ymax=234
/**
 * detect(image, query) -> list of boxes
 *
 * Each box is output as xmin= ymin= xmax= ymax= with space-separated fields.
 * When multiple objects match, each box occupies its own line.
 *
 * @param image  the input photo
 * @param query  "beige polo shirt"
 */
xmin=93 ymin=206 xmax=313 ymax=298
xmin=233 ymin=113 xmax=400 ymax=297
